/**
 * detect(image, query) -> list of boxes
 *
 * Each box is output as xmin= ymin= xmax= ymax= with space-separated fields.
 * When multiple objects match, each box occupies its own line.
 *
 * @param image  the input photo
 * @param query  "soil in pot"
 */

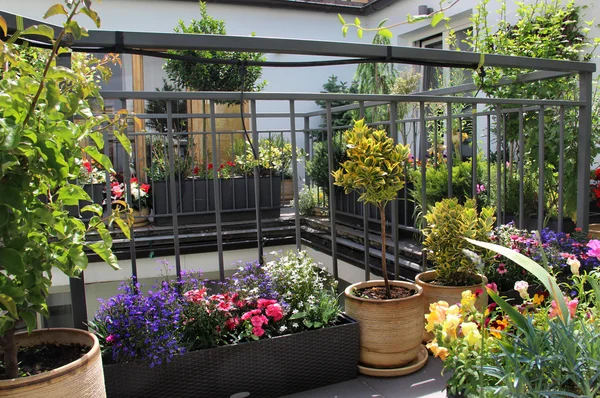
xmin=0 ymin=343 xmax=89 ymax=379
xmin=353 ymin=285 xmax=417 ymax=300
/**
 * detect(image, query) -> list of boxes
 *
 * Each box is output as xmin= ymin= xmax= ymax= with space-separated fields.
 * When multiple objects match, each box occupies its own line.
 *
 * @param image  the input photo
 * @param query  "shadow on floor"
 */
xmin=281 ymin=354 xmax=448 ymax=398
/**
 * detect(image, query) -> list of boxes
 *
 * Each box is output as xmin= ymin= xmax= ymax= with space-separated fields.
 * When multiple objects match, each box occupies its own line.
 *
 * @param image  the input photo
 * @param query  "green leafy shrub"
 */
xmin=423 ymin=198 xmax=496 ymax=286
xmin=306 ymin=133 xmax=347 ymax=194
xmin=291 ymin=186 xmax=320 ymax=216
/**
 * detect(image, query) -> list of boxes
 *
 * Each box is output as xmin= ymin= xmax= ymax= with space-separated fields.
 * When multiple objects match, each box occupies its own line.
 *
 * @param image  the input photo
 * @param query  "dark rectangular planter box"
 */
xmin=103 ymin=314 xmax=359 ymax=398
xmin=152 ymin=177 xmax=281 ymax=226
xmin=335 ymin=183 xmax=415 ymax=230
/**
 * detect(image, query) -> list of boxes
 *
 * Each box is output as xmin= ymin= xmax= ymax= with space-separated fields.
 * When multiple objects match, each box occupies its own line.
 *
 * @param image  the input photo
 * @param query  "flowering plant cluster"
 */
xmin=108 ymin=177 xmax=152 ymax=211
xmin=485 ymin=223 xmax=600 ymax=291
xmin=590 ymin=167 xmax=600 ymax=206
xmin=78 ymin=158 xmax=106 ymax=184
xmin=90 ymin=251 xmax=341 ymax=367
xmin=192 ymin=160 xmax=237 ymax=179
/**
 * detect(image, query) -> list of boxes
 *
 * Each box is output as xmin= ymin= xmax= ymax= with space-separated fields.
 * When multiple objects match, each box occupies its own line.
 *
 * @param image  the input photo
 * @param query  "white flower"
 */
xmin=292 ymin=309 xmax=299 ymax=314
xmin=567 ymin=257 xmax=580 ymax=276
xmin=292 ymin=322 xmax=299 ymax=328
xmin=514 ymin=281 xmax=530 ymax=300
xmin=279 ymin=325 xmax=287 ymax=332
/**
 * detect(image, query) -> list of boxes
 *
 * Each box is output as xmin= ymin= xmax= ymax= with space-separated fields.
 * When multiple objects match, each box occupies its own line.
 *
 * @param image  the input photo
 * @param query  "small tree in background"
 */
xmin=333 ymin=120 xmax=411 ymax=298
xmin=145 ymin=80 xmax=188 ymax=133
xmin=315 ymin=75 xmax=358 ymax=135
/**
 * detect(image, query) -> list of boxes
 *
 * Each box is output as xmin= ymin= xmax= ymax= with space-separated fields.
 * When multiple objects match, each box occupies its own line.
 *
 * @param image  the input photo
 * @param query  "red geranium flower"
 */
xmin=130 ymin=177 xmax=138 ymax=183
xmin=82 ymin=159 xmax=92 ymax=173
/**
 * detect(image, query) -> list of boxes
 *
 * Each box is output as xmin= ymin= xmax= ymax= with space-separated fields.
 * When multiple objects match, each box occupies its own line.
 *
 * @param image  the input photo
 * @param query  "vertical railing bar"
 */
xmin=419 ymin=102 xmax=427 ymax=271
xmin=502 ymin=114 xmax=507 ymax=224
xmin=446 ymin=103 xmax=453 ymax=198
xmin=304 ymin=117 xmax=311 ymax=186
xmin=268 ymin=131 xmax=274 ymax=208
xmin=231 ymin=132 xmax=236 ymax=210
xmin=289 ymin=101 xmax=301 ymax=250
xmin=166 ymin=101 xmax=182 ymax=277
xmin=413 ymin=121 xmax=417 ymax=171
xmin=471 ymin=105 xmax=478 ymax=199
xmin=121 ymin=98 xmax=137 ymax=279
xmin=458 ymin=116 xmax=463 ymax=160
xmin=209 ymin=101 xmax=225 ymax=282
xmin=326 ymin=102 xmax=339 ymax=281
xmin=251 ymin=100 xmax=264 ymax=263
xmin=402 ymin=121 xmax=408 ymax=226
xmin=433 ymin=118 xmax=438 ymax=169
xmin=191 ymin=131 xmax=197 ymax=213
xmin=518 ymin=106 xmax=525 ymax=230
xmin=359 ymin=101 xmax=369 ymax=280
xmin=577 ymin=72 xmax=593 ymax=231
xmin=390 ymin=101 xmax=399 ymax=280
xmin=177 ymin=133 xmax=184 ymax=215
xmin=495 ymin=106 xmax=502 ymax=227
xmin=486 ymin=114 xmax=491 ymax=203
xmin=538 ymin=105 xmax=545 ymax=232
xmin=558 ymin=106 xmax=565 ymax=231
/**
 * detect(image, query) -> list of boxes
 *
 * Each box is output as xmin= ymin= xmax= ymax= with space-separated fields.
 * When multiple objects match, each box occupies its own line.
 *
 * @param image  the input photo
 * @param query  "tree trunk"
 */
xmin=0 ymin=327 xmax=18 ymax=379
xmin=379 ymin=204 xmax=391 ymax=298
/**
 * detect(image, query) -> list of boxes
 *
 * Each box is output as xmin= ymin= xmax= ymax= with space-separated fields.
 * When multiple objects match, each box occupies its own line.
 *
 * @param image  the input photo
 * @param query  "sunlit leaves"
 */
xmin=44 ymin=4 xmax=68 ymax=19
xmin=431 ymin=12 xmax=444 ymax=27
xmin=378 ymin=29 xmax=393 ymax=39
xmin=21 ymin=24 xmax=55 ymax=40
xmin=0 ymin=16 xmax=7 ymax=37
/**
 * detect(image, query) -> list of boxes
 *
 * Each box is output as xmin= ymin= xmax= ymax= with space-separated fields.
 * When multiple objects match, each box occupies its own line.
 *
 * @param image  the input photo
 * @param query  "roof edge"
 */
xmin=203 ymin=0 xmax=400 ymax=15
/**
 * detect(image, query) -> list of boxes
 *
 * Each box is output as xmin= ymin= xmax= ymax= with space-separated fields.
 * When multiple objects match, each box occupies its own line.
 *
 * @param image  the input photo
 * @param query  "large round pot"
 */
xmin=344 ymin=280 xmax=424 ymax=370
xmin=415 ymin=270 xmax=488 ymax=341
xmin=132 ymin=207 xmax=150 ymax=228
xmin=0 ymin=328 xmax=105 ymax=398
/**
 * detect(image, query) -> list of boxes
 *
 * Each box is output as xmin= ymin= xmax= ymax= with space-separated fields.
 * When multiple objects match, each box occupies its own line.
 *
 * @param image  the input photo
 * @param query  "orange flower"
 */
xmin=489 ymin=317 xmax=508 ymax=339
xmin=532 ymin=293 xmax=544 ymax=305
xmin=426 ymin=340 xmax=449 ymax=361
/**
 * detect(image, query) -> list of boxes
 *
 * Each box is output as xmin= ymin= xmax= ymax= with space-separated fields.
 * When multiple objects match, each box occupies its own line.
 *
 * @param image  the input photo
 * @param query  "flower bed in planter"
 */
xmin=90 ymin=251 xmax=357 ymax=398
xmin=103 ymin=313 xmax=358 ymax=398
xmin=152 ymin=177 xmax=281 ymax=226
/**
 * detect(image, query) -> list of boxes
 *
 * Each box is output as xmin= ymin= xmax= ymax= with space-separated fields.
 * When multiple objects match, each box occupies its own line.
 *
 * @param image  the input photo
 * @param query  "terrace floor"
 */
xmin=282 ymin=355 xmax=449 ymax=398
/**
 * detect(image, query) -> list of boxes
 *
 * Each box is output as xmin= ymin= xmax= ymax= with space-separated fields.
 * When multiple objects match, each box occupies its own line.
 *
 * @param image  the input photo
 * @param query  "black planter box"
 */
xmin=103 ymin=314 xmax=359 ymax=398
xmin=152 ymin=177 xmax=281 ymax=226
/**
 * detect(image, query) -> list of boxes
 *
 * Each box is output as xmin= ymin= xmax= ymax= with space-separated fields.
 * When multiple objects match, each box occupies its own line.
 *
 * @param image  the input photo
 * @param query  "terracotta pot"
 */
xmin=344 ymin=280 xmax=424 ymax=370
xmin=0 ymin=328 xmax=106 ymax=398
xmin=415 ymin=270 xmax=488 ymax=342
xmin=132 ymin=207 xmax=150 ymax=228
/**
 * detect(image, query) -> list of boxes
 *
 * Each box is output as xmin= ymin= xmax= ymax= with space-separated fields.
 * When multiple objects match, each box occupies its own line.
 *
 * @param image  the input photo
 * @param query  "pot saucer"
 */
xmin=357 ymin=345 xmax=428 ymax=377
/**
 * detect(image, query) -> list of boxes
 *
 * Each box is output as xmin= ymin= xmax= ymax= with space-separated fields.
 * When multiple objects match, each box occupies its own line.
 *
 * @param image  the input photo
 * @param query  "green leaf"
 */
xmin=377 ymin=18 xmax=389 ymax=29
xmin=0 ymin=206 xmax=8 ymax=228
xmin=45 ymin=80 xmax=60 ymax=109
xmin=466 ymin=238 xmax=569 ymax=324
xmin=431 ymin=12 xmax=444 ymax=27
xmin=357 ymin=29 xmax=363 ymax=39
xmin=114 ymin=130 xmax=132 ymax=156
xmin=342 ymin=26 xmax=348 ymax=38
xmin=57 ymin=184 xmax=91 ymax=205
xmin=0 ymin=154 xmax=18 ymax=178
xmin=0 ymin=294 xmax=18 ymax=319
xmin=354 ymin=17 xmax=361 ymax=26
xmin=289 ymin=311 xmax=306 ymax=320
xmin=88 ymin=131 xmax=104 ymax=149
xmin=113 ymin=216 xmax=131 ymax=240
xmin=79 ymin=7 xmax=101 ymax=28
xmin=0 ymin=248 xmax=25 ymax=276
xmin=338 ymin=14 xmax=346 ymax=25
xmin=69 ymin=246 xmax=88 ymax=272
xmin=87 ymin=241 xmax=120 ymax=270
xmin=81 ymin=204 xmax=102 ymax=215
xmin=0 ymin=118 xmax=22 ymax=150
xmin=378 ymin=29 xmax=393 ymax=39
xmin=21 ymin=24 xmax=55 ymax=40
xmin=65 ymin=21 xmax=85 ymax=40
xmin=488 ymin=289 xmax=529 ymax=333
xmin=20 ymin=311 xmax=37 ymax=334
xmin=44 ymin=4 xmax=68 ymax=19
xmin=84 ymin=146 xmax=113 ymax=172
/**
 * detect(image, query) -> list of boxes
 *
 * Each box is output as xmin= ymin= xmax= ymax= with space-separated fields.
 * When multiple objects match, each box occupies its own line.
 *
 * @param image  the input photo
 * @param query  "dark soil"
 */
xmin=0 ymin=343 xmax=89 ymax=379
xmin=355 ymin=285 xmax=416 ymax=300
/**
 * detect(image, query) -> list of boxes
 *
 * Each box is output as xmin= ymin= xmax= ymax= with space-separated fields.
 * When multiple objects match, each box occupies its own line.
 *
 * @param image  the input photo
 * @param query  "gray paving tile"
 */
xmin=281 ymin=356 xmax=449 ymax=398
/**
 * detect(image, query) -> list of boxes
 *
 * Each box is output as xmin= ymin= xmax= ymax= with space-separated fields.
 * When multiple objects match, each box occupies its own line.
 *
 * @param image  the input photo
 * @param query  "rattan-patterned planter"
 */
xmin=103 ymin=314 xmax=359 ymax=398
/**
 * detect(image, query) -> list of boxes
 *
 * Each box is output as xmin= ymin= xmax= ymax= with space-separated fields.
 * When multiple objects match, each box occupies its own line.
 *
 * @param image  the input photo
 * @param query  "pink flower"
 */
xmin=225 ymin=317 xmax=240 ymax=331
xmin=265 ymin=303 xmax=284 ymax=321
xmin=587 ymin=240 xmax=600 ymax=259
xmin=183 ymin=288 xmax=207 ymax=303
xmin=241 ymin=311 xmax=253 ymax=321
xmin=106 ymin=334 xmax=115 ymax=344
xmin=257 ymin=298 xmax=278 ymax=309
xmin=217 ymin=301 xmax=233 ymax=312
xmin=497 ymin=263 xmax=507 ymax=275
xmin=252 ymin=326 xmax=265 ymax=337
xmin=486 ymin=282 xmax=498 ymax=293
xmin=251 ymin=315 xmax=266 ymax=327
xmin=549 ymin=297 xmax=579 ymax=319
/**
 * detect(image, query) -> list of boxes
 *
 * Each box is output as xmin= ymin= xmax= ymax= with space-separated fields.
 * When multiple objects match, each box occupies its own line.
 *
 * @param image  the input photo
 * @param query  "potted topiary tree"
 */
xmin=0 ymin=2 xmax=130 ymax=395
xmin=333 ymin=120 xmax=426 ymax=376
xmin=416 ymin=198 xmax=495 ymax=341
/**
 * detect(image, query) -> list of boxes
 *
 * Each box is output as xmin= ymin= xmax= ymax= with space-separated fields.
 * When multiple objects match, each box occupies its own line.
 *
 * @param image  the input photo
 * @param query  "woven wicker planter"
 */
xmin=416 ymin=270 xmax=488 ymax=341
xmin=344 ymin=280 xmax=424 ymax=371
xmin=0 ymin=328 xmax=105 ymax=398
xmin=103 ymin=314 xmax=359 ymax=398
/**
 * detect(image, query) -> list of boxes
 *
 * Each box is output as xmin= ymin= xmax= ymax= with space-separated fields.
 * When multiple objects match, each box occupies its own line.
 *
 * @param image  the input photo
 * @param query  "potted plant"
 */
xmin=333 ymin=120 xmax=426 ymax=376
xmin=416 ymin=198 xmax=495 ymax=340
xmin=91 ymin=251 xmax=359 ymax=397
xmin=109 ymin=177 xmax=152 ymax=228
xmin=0 ymin=1 xmax=130 ymax=396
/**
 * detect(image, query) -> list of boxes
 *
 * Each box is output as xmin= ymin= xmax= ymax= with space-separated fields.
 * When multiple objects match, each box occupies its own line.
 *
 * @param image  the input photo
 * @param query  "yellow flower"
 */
xmin=532 ymin=293 xmax=544 ymax=305
xmin=447 ymin=304 xmax=461 ymax=317
xmin=461 ymin=322 xmax=482 ymax=348
xmin=425 ymin=301 xmax=449 ymax=332
xmin=461 ymin=290 xmax=476 ymax=312
xmin=443 ymin=314 xmax=461 ymax=340
xmin=490 ymin=318 xmax=509 ymax=339
xmin=427 ymin=340 xmax=449 ymax=361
